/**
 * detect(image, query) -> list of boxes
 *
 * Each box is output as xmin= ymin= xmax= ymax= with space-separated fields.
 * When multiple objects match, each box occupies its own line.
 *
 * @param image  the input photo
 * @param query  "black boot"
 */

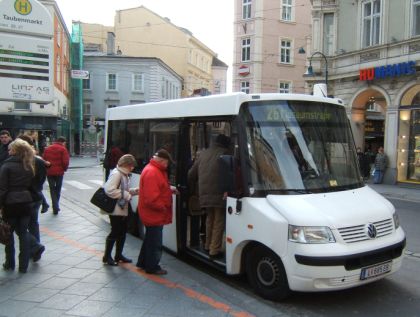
xmin=102 ymin=239 xmax=117 ymax=266
xmin=114 ymin=236 xmax=132 ymax=263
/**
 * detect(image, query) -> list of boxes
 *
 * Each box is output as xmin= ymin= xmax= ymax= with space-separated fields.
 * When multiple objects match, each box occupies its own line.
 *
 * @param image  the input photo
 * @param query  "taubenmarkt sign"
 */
xmin=0 ymin=0 xmax=53 ymax=103
xmin=0 ymin=0 xmax=53 ymax=36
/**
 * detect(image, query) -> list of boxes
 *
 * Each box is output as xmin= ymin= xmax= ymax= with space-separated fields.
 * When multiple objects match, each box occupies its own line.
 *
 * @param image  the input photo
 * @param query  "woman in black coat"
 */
xmin=0 ymin=139 xmax=35 ymax=273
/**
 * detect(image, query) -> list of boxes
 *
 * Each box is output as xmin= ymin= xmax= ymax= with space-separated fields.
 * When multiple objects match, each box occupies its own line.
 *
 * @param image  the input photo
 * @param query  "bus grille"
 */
xmin=338 ymin=219 xmax=394 ymax=243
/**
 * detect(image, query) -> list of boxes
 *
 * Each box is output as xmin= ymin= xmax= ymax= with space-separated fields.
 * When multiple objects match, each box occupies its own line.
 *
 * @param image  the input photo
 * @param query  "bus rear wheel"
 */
xmin=246 ymin=246 xmax=290 ymax=301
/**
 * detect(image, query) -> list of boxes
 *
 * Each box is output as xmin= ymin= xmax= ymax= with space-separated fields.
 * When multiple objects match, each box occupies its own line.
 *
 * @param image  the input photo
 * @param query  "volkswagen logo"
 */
xmin=366 ymin=223 xmax=377 ymax=239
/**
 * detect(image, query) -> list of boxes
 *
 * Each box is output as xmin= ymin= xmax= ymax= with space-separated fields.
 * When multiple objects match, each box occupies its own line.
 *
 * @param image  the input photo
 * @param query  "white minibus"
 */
xmin=104 ymin=91 xmax=405 ymax=300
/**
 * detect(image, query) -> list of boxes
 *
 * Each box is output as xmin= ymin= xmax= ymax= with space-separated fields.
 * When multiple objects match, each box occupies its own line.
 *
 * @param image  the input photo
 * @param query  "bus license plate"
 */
xmin=360 ymin=261 xmax=392 ymax=280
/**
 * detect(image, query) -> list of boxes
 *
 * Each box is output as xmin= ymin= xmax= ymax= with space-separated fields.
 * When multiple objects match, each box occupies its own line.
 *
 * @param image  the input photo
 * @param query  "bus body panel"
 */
xmin=226 ymin=186 xmax=405 ymax=292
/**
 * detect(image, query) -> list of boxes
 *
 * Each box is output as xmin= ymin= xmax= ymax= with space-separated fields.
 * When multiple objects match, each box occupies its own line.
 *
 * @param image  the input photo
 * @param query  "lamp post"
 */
xmin=304 ymin=51 xmax=328 ymax=87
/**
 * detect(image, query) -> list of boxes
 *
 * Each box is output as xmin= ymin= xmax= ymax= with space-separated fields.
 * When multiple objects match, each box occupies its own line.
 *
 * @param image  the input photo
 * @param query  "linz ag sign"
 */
xmin=359 ymin=61 xmax=416 ymax=81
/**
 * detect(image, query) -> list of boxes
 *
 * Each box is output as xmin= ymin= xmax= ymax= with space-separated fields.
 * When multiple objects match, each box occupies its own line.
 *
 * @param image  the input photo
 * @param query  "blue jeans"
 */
xmin=47 ymin=175 xmax=63 ymax=212
xmin=373 ymin=169 xmax=384 ymax=184
xmin=29 ymin=201 xmax=42 ymax=242
xmin=136 ymin=226 xmax=163 ymax=273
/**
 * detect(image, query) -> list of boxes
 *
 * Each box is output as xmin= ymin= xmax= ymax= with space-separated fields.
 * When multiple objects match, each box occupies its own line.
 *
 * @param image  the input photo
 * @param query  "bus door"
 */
xmin=149 ymin=120 xmax=180 ymax=253
xmin=184 ymin=119 xmax=234 ymax=262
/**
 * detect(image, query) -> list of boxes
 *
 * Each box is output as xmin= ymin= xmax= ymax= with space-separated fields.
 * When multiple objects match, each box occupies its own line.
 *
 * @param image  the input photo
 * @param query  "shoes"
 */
xmin=41 ymin=205 xmax=49 ymax=214
xmin=18 ymin=267 xmax=27 ymax=273
xmin=146 ymin=269 xmax=167 ymax=275
xmin=209 ymin=252 xmax=224 ymax=260
xmin=53 ymin=209 xmax=59 ymax=215
xmin=115 ymin=255 xmax=132 ymax=263
xmin=136 ymin=263 xmax=144 ymax=270
xmin=33 ymin=245 xmax=45 ymax=262
xmin=2 ymin=262 xmax=15 ymax=271
xmin=102 ymin=256 xmax=118 ymax=266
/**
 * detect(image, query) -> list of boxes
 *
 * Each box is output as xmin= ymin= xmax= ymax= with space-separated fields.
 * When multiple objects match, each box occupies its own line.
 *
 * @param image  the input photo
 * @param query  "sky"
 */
xmin=54 ymin=0 xmax=234 ymax=91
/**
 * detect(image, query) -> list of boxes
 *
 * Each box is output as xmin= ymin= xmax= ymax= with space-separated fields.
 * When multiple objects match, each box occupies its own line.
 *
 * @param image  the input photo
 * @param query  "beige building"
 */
xmin=305 ymin=0 xmax=420 ymax=185
xmin=233 ymin=0 xmax=312 ymax=94
xmin=81 ymin=6 xmax=227 ymax=97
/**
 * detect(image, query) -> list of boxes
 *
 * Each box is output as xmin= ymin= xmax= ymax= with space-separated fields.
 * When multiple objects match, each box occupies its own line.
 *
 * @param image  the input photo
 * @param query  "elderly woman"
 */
xmin=0 ymin=139 xmax=35 ymax=273
xmin=103 ymin=154 xmax=138 ymax=266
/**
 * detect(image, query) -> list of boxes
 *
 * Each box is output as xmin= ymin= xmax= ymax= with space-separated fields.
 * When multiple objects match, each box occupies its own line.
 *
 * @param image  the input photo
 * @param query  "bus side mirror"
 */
xmin=218 ymin=155 xmax=236 ymax=194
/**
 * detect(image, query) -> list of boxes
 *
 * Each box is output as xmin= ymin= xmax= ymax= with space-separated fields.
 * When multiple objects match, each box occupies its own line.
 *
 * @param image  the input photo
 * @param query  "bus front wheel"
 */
xmin=246 ymin=246 xmax=290 ymax=301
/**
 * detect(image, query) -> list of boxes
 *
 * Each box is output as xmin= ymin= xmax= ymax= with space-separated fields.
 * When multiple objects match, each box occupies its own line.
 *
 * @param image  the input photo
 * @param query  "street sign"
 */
xmin=71 ymin=70 xmax=89 ymax=79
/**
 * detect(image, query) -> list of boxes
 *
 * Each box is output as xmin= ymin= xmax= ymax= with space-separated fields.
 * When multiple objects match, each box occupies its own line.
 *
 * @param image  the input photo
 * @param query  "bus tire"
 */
xmin=246 ymin=246 xmax=290 ymax=301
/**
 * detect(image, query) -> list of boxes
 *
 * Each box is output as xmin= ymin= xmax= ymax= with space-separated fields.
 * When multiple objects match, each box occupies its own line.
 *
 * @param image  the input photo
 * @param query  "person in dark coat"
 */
xmin=188 ymin=134 xmax=232 ymax=260
xmin=356 ymin=147 xmax=370 ymax=180
xmin=42 ymin=136 xmax=70 ymax=214
xmin=0 ymin=139 xmax=36 ymax=273
xmin=373 ymin=146 xmax=387 ymax=184
xmin=17 ymin=135 xmax=47 ymax=261
xmin=0 ymin=130 xmax=12 ymax=167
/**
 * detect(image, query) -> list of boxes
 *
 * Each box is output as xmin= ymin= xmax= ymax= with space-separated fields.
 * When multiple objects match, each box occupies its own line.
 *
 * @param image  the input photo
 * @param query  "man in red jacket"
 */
xmin=136 ymin=149 xmax=177 ymax=275
xmin=42 ymin=136 xmax=70 ymax=215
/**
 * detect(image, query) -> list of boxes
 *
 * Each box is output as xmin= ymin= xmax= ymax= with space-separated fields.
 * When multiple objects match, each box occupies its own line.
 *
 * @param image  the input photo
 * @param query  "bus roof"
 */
xmin=106 ymin=92 xmax=344 ymax=121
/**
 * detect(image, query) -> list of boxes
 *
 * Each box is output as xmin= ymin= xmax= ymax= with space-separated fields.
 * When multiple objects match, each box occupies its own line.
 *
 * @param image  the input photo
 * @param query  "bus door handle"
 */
xmin=236 ymin=199 xmax=242 ymax=214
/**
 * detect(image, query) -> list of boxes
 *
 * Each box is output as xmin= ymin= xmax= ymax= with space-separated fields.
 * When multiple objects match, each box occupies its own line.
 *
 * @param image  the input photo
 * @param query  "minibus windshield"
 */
xmin=241 ymin=100 xmax=363 ymax=194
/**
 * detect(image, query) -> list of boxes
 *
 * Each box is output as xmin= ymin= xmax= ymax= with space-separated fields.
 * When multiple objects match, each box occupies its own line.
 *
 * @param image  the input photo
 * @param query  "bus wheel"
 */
xmin=246 ymin=246 xmax=290 ymax=301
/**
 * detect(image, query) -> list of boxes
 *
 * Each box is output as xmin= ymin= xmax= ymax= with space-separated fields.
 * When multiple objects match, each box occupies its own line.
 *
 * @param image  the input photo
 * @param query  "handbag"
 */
xmin=0 ymin=211 xmax=12 ymax=245
xmin=90 ymin=187 xmax=118 ymax=213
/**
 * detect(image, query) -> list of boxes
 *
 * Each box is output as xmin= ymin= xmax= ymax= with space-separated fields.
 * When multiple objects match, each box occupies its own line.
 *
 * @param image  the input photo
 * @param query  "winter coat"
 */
xmin=43 ymin=142 xmax=69 ymax=176
xmin=0 ymin=141 xmax=11 ymax=166
xmin=138 ymin=159 xmax=173 ymax=226
xmin=104 ymin=166 xmax=133 ymax=216
xmin=31 ymin=156 xmax=47 ymax=202
xmin=188 ymin=142 xmax=231 ymax=208
xmin=0 ymin=156 xmax=34 ymax=213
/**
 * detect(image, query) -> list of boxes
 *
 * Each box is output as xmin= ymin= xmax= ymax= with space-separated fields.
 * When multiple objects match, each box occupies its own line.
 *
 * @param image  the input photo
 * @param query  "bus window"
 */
xmin=149 ymin=120 xmax=179 ymax=184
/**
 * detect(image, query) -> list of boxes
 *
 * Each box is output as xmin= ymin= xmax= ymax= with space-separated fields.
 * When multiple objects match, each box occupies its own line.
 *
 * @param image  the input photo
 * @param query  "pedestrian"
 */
xmin=136 ymin=149 xmax=177 ymax=275
xmin=16 ymin=135 xmax=46 ymax=262
xmin=0 ymin=139 xmax=36 ymax=273
xmin=356 ymin=147 xmax=370 ymax=180
xmin=42 ymin=136 xmax=70 ymax=214
xmin=103 ymin=154 xmax=138 ymax=266
xmin=373 ymin=146 xmax=387 ymax=184
xmin=103 ymin=143 xmax=125 ymax=181
xmin=0 ymin=130 xmax=13 ymax=167
xmin=187 ymin=134 xmax=232 ymax=260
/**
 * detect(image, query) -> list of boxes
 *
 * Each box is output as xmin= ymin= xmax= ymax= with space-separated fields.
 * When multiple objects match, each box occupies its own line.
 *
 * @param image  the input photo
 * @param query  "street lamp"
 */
xmin=303 ymin=51 xmax=328 ymax=87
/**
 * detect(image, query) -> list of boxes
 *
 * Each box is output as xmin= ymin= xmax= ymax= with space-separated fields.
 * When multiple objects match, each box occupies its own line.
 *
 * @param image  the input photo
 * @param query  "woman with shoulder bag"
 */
xmin=103 ymin=154 xmax=139 ymax=265
xmin=0 ymin=139 xmax=35 ymax=273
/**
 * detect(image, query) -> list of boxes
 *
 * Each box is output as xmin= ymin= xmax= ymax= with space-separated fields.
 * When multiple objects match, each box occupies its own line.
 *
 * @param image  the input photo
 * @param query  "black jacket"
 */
xmin=0 ymin=156 xmax=34 ymax=207
xmin=0 ymin=142 xmax=11 ymax=167
xmin=31 ymin=156 xmax=47 ymax=202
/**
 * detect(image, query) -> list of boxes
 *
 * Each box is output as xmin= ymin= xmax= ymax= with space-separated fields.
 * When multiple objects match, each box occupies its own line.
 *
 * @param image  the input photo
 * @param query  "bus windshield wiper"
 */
xmin=267 ymin=189 xmax=313 ymax=194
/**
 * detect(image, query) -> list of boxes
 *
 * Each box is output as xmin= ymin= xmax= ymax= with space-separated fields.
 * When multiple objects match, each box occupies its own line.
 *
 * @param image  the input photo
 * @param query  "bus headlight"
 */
xmin=393 ymin=213 xmax=400 ymax=229
xmin=288 ymin=225 xmax=336 ymax=244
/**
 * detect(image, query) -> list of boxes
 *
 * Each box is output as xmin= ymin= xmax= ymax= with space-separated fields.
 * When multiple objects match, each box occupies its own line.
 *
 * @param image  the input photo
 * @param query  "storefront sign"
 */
xmin=359 ymin=61 xmax=416 ymax=81
xmin=0 ymin=0 xmax=53 ymax=103
xmin=238 ymin=65 xmax=250 ymax=76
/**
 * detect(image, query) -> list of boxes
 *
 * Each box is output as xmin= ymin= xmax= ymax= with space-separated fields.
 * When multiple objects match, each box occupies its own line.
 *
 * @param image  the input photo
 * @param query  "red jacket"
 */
xmin=138 ymin=159 xmax=173 ymax=226
xmin=43 ymin=142 xmax=70 ymax=176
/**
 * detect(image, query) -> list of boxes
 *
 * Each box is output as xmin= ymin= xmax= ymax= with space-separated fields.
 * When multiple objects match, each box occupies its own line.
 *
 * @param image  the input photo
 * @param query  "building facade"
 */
xmin=233 ymin=0 xmax=312 ymax=94
xmin=80 ymin=6 xmax=227 ymax=97
xmin=306 ymin=0 xmax=420 ymax=185
xmin=81 ymin=47 xmax=182 ymax=155
xmin=0 ymin=0 xmax=71 ymax=153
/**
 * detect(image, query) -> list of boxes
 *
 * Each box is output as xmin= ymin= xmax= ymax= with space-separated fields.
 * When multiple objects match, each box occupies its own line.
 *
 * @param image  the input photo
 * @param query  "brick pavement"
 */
xmin=0 ymin=195 xmax=262 ymax=317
